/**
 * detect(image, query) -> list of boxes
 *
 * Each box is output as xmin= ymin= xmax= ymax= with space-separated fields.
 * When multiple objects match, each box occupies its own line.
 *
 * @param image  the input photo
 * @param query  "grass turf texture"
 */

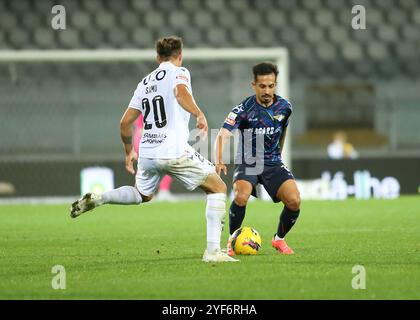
xmin=0 ymin=196 xmax=419 ymax=299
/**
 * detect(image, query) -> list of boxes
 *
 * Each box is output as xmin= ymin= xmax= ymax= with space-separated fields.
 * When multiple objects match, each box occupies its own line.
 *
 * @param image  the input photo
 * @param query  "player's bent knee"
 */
xmin=234 ymin=193 xmax=250 ymax=207
xmin=201 ymin=173 xmax=227 ymax=194
xmin=284 ymin=194 xmax=301 ymax=211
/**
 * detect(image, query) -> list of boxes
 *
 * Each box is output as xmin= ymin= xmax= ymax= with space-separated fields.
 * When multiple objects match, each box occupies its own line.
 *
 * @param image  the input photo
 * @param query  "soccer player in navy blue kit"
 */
xmin=215 ymin=62 xmax=301 ymax=255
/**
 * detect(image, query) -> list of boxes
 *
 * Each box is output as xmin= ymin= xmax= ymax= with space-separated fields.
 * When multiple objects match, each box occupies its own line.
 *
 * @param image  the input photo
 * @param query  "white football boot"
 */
xmin=202 ymin=249 xmax=239 ymax=263
xmin=70 ymin=193 xmax=101 ymax=218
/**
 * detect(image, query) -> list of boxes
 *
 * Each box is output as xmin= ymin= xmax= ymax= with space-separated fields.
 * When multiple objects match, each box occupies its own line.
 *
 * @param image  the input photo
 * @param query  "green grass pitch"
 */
xmin=0 ymin=196 xmax=419 ymax=299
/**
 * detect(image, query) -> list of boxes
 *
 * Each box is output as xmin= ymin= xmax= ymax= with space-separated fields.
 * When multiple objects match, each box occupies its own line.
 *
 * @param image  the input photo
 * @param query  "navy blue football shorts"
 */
xmin=232 ymin=162 xmax=295 ymax=203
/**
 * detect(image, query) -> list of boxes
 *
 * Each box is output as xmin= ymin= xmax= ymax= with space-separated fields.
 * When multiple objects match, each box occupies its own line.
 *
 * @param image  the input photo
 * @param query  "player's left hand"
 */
xmin=125 ymin=149 xmax=138 ymax=175
xmin=216 ymin=163 xmax=227 ymax=176
xmin=196 ymin=112 xmax=208 ymax=139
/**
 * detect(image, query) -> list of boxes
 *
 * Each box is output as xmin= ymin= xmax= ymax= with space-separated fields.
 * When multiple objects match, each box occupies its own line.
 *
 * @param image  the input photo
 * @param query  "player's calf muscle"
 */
xmin=200 ymin=173 xmax=227 ymax=194
xmin=208 ymin=182 xmax=227 ymax=194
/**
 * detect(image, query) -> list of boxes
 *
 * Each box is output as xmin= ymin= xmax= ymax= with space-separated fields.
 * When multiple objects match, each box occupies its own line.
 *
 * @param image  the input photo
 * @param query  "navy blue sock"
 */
xmin=229 ymin=201 xmax=246 ymax=235
xmin=277 ymin=206 xmax=300 ymax=238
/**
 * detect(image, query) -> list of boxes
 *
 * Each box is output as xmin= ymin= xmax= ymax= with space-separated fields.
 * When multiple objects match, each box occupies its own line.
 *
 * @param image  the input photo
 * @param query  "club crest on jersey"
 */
xmin=274 ymin=114 xmax=285 ymax=122
xmin=227 ymin=112 xmax=237 ymax=121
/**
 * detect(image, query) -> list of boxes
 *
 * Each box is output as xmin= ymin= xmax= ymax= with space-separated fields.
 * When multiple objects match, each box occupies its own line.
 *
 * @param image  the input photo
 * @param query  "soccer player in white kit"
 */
xmin=70 ymin=37 xmax=237 ymax=263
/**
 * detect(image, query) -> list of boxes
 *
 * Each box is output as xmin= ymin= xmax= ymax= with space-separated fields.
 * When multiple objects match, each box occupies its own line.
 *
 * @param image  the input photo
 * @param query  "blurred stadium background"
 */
xmin=0 ymin=0 xmax=419 ymax=199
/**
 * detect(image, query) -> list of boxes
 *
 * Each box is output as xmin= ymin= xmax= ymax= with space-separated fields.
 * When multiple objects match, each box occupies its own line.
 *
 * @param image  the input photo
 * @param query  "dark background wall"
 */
xmin=1 ymin=157 xmax=419 ymax=197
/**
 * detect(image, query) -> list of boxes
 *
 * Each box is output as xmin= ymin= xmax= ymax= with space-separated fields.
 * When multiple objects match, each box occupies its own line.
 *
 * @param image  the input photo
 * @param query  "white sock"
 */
xmin=205 ymin=193 xmax=226 ymax=253
xmin=100 ymin=186 xmax=143 ymax=205
xmin=274 ymin=234 xmax=284 ymax=241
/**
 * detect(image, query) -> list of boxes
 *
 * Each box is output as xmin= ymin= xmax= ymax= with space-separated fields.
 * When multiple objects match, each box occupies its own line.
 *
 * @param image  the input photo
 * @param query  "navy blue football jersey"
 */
xmin=222 ymin=95 xmax=292 ymax=165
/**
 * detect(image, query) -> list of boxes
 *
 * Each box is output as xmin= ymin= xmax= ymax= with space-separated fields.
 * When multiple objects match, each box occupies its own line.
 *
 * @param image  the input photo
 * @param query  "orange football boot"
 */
xmin=271 ymin=237 xmax=294 ymax=255
xmin=226 ymin=237 xmax=236 ymax=257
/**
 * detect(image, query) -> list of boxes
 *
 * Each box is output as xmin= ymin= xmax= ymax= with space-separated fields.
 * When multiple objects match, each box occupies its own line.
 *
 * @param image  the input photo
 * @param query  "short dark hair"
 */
xmin=156 ymin=36 xmax=183 ymax=60
xmin=252 ymin=62 xmax=279 ymax=81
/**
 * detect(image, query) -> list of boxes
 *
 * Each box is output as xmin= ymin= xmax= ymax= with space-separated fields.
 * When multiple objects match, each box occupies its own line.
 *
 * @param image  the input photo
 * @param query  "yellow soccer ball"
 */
xmin=231 ymin=226 xmax=262 ymax=255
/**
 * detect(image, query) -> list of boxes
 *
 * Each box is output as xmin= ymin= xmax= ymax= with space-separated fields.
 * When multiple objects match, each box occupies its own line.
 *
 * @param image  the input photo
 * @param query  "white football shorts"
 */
xmin=135 ymin=145 xmax=216 ymax=196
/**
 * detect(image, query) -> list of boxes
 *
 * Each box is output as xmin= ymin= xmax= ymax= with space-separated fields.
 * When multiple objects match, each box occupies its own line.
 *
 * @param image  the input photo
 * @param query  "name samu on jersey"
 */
xmin=222 ymin=95 xmax=292 ymax=164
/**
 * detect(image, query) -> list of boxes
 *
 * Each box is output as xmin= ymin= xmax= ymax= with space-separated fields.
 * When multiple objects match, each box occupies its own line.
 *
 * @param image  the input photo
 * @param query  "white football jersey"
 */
xmin=129 ymin=61 xmax=192 ymax=159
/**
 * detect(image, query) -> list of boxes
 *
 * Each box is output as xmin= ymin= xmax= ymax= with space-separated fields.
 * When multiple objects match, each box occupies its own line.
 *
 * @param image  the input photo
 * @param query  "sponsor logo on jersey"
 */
xmin=141 ymin=132 xmax=168 ymax=144
xmin=233 ymin=103 xmax=244 ymax=113
xmin=253 ymin=127 xmax=275 ymax=135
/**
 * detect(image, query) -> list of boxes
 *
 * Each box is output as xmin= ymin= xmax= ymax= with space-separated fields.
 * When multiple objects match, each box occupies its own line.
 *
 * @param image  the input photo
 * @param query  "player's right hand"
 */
xmin=125 ymin=149 xmax=138 ymax=175
xmin=216 ymin=163 xmax=227 ymax=176
xmin=196 ymin=112 xmax=208 ymax=138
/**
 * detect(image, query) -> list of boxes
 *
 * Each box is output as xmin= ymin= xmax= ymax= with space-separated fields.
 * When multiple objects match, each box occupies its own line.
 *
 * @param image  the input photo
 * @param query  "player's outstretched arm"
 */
xmin=120 ymin=107 xmax=141 ymax=174
xmin=175 ymin=84 xmax=208 ymax=137
xmin=214 ymin=128 xmax=233 ymax=175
